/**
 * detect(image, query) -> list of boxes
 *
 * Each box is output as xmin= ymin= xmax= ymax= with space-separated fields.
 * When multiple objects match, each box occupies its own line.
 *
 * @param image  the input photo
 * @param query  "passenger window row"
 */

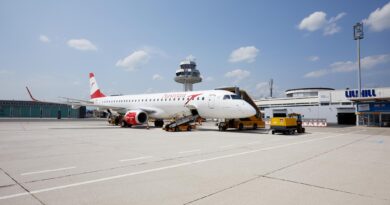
xmin=99 ymin=97 xmax=205 ymax=104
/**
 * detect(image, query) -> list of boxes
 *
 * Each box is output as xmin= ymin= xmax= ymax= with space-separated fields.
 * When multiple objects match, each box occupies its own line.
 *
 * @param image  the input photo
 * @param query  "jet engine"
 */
xmin=123 ymin=110 xmax=148 ymax=125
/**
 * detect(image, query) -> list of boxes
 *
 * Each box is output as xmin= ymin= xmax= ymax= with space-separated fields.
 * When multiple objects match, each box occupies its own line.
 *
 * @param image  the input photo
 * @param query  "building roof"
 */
xmin=285 ymin=87 xmax=334 ymax=92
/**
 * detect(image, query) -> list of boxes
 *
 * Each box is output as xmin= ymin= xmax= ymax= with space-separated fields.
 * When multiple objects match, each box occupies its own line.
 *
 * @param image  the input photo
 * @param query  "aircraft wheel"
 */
xmin=120 ymin=120 xmax=128 ymax=128
xmin=154 ymin=120 xmax=164 ymax=127
xmin=114 ymin=117 xmax=120 ymax=125
xmin=253 ymin=123 xmax=257 ymax=130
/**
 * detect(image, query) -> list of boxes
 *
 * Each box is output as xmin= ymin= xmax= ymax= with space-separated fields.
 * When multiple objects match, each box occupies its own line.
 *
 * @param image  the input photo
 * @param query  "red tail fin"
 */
xmin=89 ymin=73 xmax=106 ymax=99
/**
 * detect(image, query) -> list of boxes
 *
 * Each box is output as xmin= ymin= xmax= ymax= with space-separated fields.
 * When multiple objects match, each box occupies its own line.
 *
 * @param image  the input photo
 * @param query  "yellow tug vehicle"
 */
xmin=218 ymin=115 xmax=265 ymax=131
xmin=270 ymin=113 xmax=305 ymax=135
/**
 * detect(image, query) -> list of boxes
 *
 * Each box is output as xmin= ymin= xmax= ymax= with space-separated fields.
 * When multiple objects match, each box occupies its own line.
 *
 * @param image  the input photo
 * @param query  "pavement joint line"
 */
xmin=263 ymin=130 xmax=366 ymax=176
xmin=119 ymin=156 xmax=153 ymax=162
xmin=0 ymin=134 xmax=343 ymax=201
xmin=183 ymin=175 xmax=261 ymax=205
xmin=0 ymin=168 xmax=46 ymax=205
xmin=178 ymin=149 xmax=201 ymax=154
xmin=262 ymin=176 xmax=389 ymax=202
xmin=21 ymin=167 xmax=76 ymax=176
xmin=184 ymin=131 xmax=378 ymax=204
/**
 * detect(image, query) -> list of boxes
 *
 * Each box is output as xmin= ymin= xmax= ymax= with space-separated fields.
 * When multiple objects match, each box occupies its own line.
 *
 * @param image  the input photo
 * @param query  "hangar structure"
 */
xmin=255 ymin=87 xmax=390 ymax=127
xmin=0 ymin=100 xmax=86 ymax=118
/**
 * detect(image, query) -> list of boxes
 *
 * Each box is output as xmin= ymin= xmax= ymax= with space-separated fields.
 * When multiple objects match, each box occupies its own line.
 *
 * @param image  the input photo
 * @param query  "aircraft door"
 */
xmin=208 ymin=94 xmax=216 ymax=109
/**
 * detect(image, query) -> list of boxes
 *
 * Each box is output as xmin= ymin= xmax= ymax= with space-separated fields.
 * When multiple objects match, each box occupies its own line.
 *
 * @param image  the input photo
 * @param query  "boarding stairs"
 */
xmin=166 ymin=114 xmax=199 ymax=129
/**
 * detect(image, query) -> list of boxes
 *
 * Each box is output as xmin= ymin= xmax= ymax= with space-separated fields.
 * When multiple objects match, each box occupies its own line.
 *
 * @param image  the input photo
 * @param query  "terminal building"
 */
xmin=254 ymin=87 xmax=390 ymax=127
xmin=0 ymin=100 xmax=86 ymax=118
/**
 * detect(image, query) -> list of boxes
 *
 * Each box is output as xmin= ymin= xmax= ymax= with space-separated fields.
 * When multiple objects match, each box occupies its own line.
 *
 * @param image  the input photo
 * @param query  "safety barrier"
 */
xmin=302 ymin=119 xmax=327 ymax=127
xmin=265 ymin=119 xmax=327 ymax=127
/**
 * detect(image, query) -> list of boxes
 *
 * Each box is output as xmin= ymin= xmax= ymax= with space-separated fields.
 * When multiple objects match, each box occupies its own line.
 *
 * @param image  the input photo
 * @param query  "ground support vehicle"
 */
xmin=216 ymin=87 xmax=266 ymax=131
xmin=270 ymin=113 xmax=305 ymax=135
xmin=217 ymin=115 xmax=265 ymax=131
xmin=164 ymin=115 xmax=198 ymax=132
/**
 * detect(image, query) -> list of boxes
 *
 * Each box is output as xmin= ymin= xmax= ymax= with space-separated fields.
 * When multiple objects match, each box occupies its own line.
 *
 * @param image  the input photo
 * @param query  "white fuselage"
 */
xmin=91 ymin=90 xmax=256 ymax=119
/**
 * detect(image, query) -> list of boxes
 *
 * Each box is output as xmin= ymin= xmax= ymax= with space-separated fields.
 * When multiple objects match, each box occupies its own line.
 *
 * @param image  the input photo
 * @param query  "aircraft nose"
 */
xmin=242 ymin=103 xmax=256 ymax=117
xmin=248 ymin=105 xmax=257 ymax=116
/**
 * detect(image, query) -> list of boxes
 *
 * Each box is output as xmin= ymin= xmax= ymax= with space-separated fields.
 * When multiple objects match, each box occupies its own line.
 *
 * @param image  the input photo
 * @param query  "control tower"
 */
xmin=174 ymin=59 xmax=202 ymax=91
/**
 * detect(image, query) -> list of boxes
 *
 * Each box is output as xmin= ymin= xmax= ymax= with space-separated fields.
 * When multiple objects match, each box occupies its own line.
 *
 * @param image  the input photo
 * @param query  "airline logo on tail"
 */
xmin=89 ymin=73 xmax=106 ymax=99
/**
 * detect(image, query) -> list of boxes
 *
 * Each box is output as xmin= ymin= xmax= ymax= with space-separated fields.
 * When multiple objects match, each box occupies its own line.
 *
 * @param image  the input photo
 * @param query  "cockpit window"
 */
xmin=231 ymin=95 xmax=241 ymax=99
xmin=223 ymin=95 xmax=231 ymax=100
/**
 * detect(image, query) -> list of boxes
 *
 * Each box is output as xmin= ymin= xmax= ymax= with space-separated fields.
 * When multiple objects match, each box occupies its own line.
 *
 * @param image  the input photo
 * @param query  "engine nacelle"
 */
xmin=124 ymin=110 xmax=148 ymax=125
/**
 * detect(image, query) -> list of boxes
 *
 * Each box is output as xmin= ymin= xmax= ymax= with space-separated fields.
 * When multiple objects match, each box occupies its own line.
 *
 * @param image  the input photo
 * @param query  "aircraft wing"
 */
xmin=137 ymin=107 xmax=159 ymax=114
xmin=26 ymin=87 xmax=126 ymax=111
xmin=26 ymin=87 xmax=166 ymax=114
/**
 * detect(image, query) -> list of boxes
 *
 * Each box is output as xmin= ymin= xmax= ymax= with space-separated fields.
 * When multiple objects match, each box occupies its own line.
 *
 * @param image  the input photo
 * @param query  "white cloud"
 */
xmin=116 ymin=50 xmax=150 ymax=71
xmin=229 ymin=46 xmax=259 ymax=63
xmin=225 ymin=69 xmax=250 ymax=82
xmin=152 ymin=74 xmax=163 ymax=80
xmin=39 ymin=35 xmax=50 ymax=43
xmin=361 ymin=54 xmax=390 ymax=68
xmin=363 ymin=1 xmax=390 ymax=32
xmin=304 ymin=69 xmax=329 ymax=78
xmin=298 ymin=11 xmax=346 ymax=36
xmin=248 ymin=81 xmax=282 ymax=99
xmin=308 ymin=56 xmax=320 ymax=62
xmin=141 ymin=46 xmax=169 ymax=58
xmin=323 ymin=23 xmax=341 ymax=36
xmin=254 ymin=82 xmax=270 ymax=98
xmin=329 ymin=61 xmax=355 ymax=72
xmin=329 ymin=12 xmax=347 ymax=23
xmin=67 ymin=39 xmax=97 ymax=51
xmin=299 ymin=11 xmax=327 ymax=31
xmin=304 ymin=54 xmax=390 ymax=78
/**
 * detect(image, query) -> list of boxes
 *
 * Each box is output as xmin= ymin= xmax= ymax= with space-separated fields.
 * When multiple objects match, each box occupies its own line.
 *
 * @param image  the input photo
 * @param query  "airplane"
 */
xmin=27 ymin=73 xmax=256 ymax=128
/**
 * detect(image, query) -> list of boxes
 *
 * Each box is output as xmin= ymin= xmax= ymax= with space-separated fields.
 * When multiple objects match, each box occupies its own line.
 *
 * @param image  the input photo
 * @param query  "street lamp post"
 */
xmin=353 ymin=22 xmax=364 ymax=97
xmin=353 ymin=22 xmax=364 ymax=126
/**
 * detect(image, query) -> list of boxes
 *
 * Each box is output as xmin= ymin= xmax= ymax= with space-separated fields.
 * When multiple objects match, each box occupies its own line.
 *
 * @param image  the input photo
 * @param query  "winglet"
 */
xmin=26 ymin=87 xmax=38 ymax=101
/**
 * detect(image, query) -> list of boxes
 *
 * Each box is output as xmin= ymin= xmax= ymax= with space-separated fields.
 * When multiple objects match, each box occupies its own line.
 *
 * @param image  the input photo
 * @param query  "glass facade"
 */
xmin=357 ymin=102 xmax=390 ymax=127
xmin=0 ymin=101 xmax=85 ymax=118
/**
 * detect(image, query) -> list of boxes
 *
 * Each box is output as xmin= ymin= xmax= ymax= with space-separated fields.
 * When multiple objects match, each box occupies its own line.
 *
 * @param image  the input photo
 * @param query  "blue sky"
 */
xmin=1 ymin=0 xmax=390 ymax=100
